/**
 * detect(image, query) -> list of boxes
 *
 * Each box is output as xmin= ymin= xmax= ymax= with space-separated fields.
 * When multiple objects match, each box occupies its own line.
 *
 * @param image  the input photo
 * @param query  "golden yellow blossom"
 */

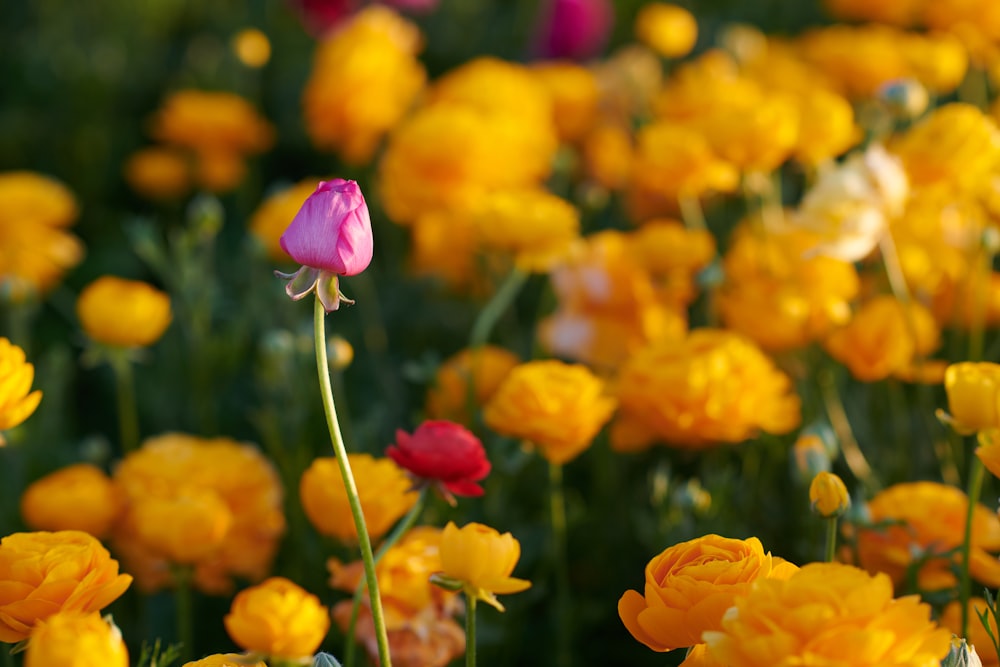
xmin=76 ymin=276 xmax=172 ymax=348
xmin=151 ymin=89 xmax=274 ymax=158
xmin=631 ymin=121 xmax=739 ymax=203
xmin=300 ymin=453 xmax=417 ymax=542
xmin=0 ymin=337 xmax=42 ymax=443
xmin=232 ymin=28 xmax=271 ymax=68
xmin=629 ymin=220 xmax=716 ymax=307
xmin=531 ymin=62 xmax=599 ymax=142
xmin=183 ymin=655 xmax=266 ymax=667
xmin=976 ymin=430 xmax=1000 ymax=480
xmin=129 ymin=490 xmax=233 ymax=564
xmin=0 ymin=171 xmax=84 ymax=300
xmin=425 ymin=345 xmax=520 ymax=425
xmin=123 ymin=147 xmax=191 ymax=200
xmin=581 ymin=123 xmax=633 ymax=191
xmin=483 ymin=359 xmax=616 ymax=464
xmin=943 ymin=362 xmax=1000 ymax=435
xmin=619 ymin=535 xmax=797 ymax=652
xmin=435 ymin=521 xmax=530 ymax=612
xmin=25 ymin=611 xmax=128 ymax=667
xmin=20 ymin=464 xmax=123 ymax=539
xmin=0 ymin=530 xmax=132 ymax=643
xmin=823 ymin=295 xmax=940 ymax=382
xmin=112 ymin=433 xmax=285 ymax=594
xmin=635 ymin=3 xmax=697 ymax=58
xmin=702 ymin=562 xmax=951 ymax=666
xmin=224 ymin=577 xmax=329 ymax=660
xmin=613 ymin=329 xmax=801 ymax=451
xmin=809 ymin=471 xmax=850 ymax=518
xmin=303 ymin=6 xmax=425 ymax=164
xmin=791 ymin=87 xmax=860 ymax=166
xmin=248 ymin=179 xmax=318 ymax=263
xmin=408 ymin=207 xmax=480 ymax=290
xmin=853 ymin=481 xmax=1000 ymax=591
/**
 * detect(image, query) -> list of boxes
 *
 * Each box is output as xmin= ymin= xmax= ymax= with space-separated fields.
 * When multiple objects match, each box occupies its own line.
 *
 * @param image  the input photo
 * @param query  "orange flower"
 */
xmin=0 ymin=530 xmax=132 ymax=643
xmin=702 ymin=562 xmax=951 ymax=666
xmin=634 ymin=3 xmax=698 ymax=58
xmin=76 ymin=276 xmax=172 ymax=348
xmin=123 ymin=147 xmax=191 ymax=201
xmin=300 ymin=453 xmax=417 ymax=542
xmin=129 ymin=490 xmax=233 ymax=564
xmin=151 ymin=90 xmax=274 ymax=157
xmin=531 ymin=62 xmax=599 ymax=142
xmin=613 ymin=329 xmax=801 ymax=451
xmin=853 ymin=481 xmax=1000 ymax=591
xmin=425 ymin=346 xmax=520 ymax=425
xmin=20 ymin=464 xmax=123 ymax=539
xmin=483 ymin=359 xmax=616 ymax=464
xmin=434 ymin=521 xmax=530 ymax=612
xmin=224 ymin=577 xmax=329 ymax=660
xmin=0 ymin=337 xmax=42 ymax=444
xmin=24 ymin=611 xmax=128 ymax=667
xmin=619 ymin=534 xmax=797 ymax=652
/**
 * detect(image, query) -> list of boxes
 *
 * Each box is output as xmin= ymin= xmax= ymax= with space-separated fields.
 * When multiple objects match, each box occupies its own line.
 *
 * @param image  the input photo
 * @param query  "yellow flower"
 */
xmin=224 ymin=577 xmax=329 ymax=660
xmin=232 ymin=28 xmax=271 ymax=68
xmin=631 ymin=120 xmax=739 ymax=202
xmin=581 ymin=123 xmax=633 ymax=191
xmin=852 ymin=481 xmax=1000 ymax=591
xmin=940 ymin=598 xmax=998 ymax=667
xmin=976 ymin=430 xmax=1000 ymax=480
xmin=183 ymin=655 xmax=266 ymax=667
xmin=809 ymin=471 xmax=850 ymax=518
xmin=300 ymin=453 xmax=417 ymax=542
xmin=408 ymin=207 xmax=481 ymax=291
xmin=123 ymin=147 xmax=191 ymax=201
xmin=20 ymin=464 xmax=123 ymax=539
xmin=0 ymin=530 xmax=132 ymax=643
xmin=719 ymin=222 xmax=858 ymax=352
xmin=694 ymin=90 xmax=801 ymax=174
xmin=0 ymin=171 xmax=84 ymax=300
xmin=531 ymin=62 xmax=599 ymax=142
xmin=303 ymin=6 xmax=425 ymax=165
xmin=943 ymin=362 xmax=1000 ymax=435
xmin=193 ymin=150 xmax=247 ymax=193
xmin=702 ymin=562 xmax=951 ymax=666
xmin=112 ymin=433 xmax=285 ymax=594
xmin=24 ymin=611 xmax=128 ymax=667
xmin=823 ymin=295 xmax=940 ymax=382
xmin=425 ymin=345 xmax=520 ymax=425
xmin=435 ymin=521 xmax=530 ymax=612
xmin=634 ymin=3 xmax=698 ymax=58
xmin=618 ymin=534 xmax=797 ymax=653
xmin=0 ymin=337 xmax=42 ymax=443
xmin=483 ymin=359 xmax=616 ymax=464
xmin=248 ymin=179 xmax=318 ymax=263
xmin=791 ymin=87 xmax=860 ymax=166
xmin=629 ymin=220 xmax=716 ymax=306
xmin=470 ymin=187 xmax=580 ymax=272
xmin=129 ymin=490 xmax=233 ymax=564
xmin=151 ymin=89 xmax=274 ymax=158
xmin=612 ymin=329 xmax=801 ymax=451
xmin=76 ymin=276 xmax=172 ymax=348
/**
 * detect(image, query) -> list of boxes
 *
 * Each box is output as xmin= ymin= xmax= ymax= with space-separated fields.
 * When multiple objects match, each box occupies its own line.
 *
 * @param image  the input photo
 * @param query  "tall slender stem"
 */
xmin=549 ymin=462 xmax=571 ymax=667
xmin=314 ymin=297 xmax=392 ymax=667
xmin=818 ymin=368 xmax=879 ymax=493
xmin=823 ymin=517 xmax=838 ymax=563
xmin=465 ymin=594 xmax=477 ymax=667
xmin=174 ymin=565 xmax=194 ymax=664
xmin=343 ymin=489 xmax=427 ymax=667
xmin=469 ymin=268 xmax=528 ymax=349
xmin=110 ymin=353 xmax=139 ymax=453
xmin=961 ymin=453 xmax=987 ymax=639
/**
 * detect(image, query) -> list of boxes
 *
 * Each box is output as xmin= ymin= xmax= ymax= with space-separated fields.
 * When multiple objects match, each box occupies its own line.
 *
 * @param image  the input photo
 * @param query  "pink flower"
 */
xmin=289 ymin=0 xmax=358 ymax=37
xmin=386 ymin=420 xmax=491 ymax=504
xmin=276 ymin=179 xmax=374 ymax=311
xmin=534 ymin=0 xmax=614 ymax=61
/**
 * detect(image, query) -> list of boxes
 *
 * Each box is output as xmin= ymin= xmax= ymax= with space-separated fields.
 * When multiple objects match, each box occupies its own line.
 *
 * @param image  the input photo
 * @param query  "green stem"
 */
xmin=343 ymin=489 xmax=427 ymax=667
xmin=549 ymin=462 xmax=571 ymax=667
xmin=818 ymin=368 xmax=879 ymax=494
xmin=823 ymin=517 xmax=838 ymax=563
xmin=677 ymin=193 xmax=707 ymax=231
xmin=314 ymin=297 xmax=392 ymax=667
xmin=174 ymin=566 xmax=194 ymax=663
xmin=468 ymin=268 xmax=528 ymax=349
xmin=110 ymin=353 xmax=139 ymax=453
xmin=465 ymin=594 xmax=477 ymax=667
xmin=961 ymin=453 xmax=987 ymax=639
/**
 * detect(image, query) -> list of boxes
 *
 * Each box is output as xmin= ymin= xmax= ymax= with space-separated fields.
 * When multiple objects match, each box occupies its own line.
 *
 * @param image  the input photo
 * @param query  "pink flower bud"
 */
xmin=280 ymin=179 xmax=373 ymax=276
xmin=534 ymin=0 xmax=614 ymax=61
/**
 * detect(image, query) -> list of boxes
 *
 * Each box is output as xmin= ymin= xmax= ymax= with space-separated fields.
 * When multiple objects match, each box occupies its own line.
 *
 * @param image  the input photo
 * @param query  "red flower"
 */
xmin=386 ymin=421 xmax=490 ymax=504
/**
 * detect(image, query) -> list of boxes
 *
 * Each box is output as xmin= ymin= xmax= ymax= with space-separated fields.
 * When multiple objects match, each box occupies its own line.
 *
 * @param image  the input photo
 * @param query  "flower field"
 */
xmin=5 ymin=0 xmax=1000 ymax=665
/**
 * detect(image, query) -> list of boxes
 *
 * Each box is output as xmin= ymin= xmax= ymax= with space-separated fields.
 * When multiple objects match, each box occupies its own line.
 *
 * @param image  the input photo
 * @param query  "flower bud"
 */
xmin=634 ymin=3 xmax=698 ymax=58
xmin=313 ymin=652 xmax=343 ymax=667
xmin=809 ymin=471 xmax=851 ymax=518
xmin=942 ymin=637 xmax=984 ymax=667
xmin=941 ymin=362 xmax=1000 ymax=435
xmin=878 ymin=78 xmax=929 ymax=120
xmin=327 ymin=335 xmax=354 ymax=371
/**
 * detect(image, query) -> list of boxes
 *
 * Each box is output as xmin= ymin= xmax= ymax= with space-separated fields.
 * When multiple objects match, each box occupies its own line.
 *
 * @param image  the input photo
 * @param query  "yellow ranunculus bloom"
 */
xmin=151 ymin=90 xmax=274 ymax=158
xmin=232 ymin=28 xmax=271 ymax=68
xmin=130 ymin=490 xmax=233 ymax=564
xmin=25 ymin=611 xmax=128 ymax=667
xmin=0 ymin=337 xmax=42 ymax=443
xmin=852 ymin=481 xmax=1000 ymax=591
xmin=76 ymin=276 xmax=172 ymax=348
xmin=634 ymin=3 xmax=698 ymax=58
xmin=300 ymin=453 xmax=418 ymax=542
xmin=248 ymin=179 xmax=318 ymax=263
xmin=581 ymin=123 xmax=633 ymax=191
xmin=943 ymin=362 xmax=1000 ymax=435
xmin=483 ymin=359 xmax=616 ymax=464
xmin=702 ymin=562 xmax=951 ymax=666
xmin=809 ymin=471 xmax=850 ymax=518
xmin=0 ymin=530 xmax=132 ymax=643
xmin=631 ymin=120 xmax=739 ymax=202
xmin=20 ymin=463 xmax=123 ymax=539
xmin=123 ymin=147 xmax=191 ymax=201
xmin=436 ymin=521 xmax=530 ymax=612
xmin=977 ymin=430 xmax=1000 ymax=480
xmin=613 ymin=329 xmax=801 ymax=451
xmin=425 ymin=345 xmax=520 ymax=425
xmin=183 ymin=655 xmax=266 ymax=667
xmin=619 ymin=534 xmax=797 ymax=653
xmin=224 ymin=577 xmax=329 ymax=660
xmin=531 ymin=62 xmax=599 ymax=142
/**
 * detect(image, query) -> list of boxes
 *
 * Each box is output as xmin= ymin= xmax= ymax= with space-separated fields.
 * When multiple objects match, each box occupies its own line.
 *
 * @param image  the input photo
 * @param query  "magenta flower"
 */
xmin=387 ymin=420 xmax=491 ymax=505
xmin=275 ymin=179 xmax=374 ymax=311
xmin=534 ymin=0 xmax=614 ymax=61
